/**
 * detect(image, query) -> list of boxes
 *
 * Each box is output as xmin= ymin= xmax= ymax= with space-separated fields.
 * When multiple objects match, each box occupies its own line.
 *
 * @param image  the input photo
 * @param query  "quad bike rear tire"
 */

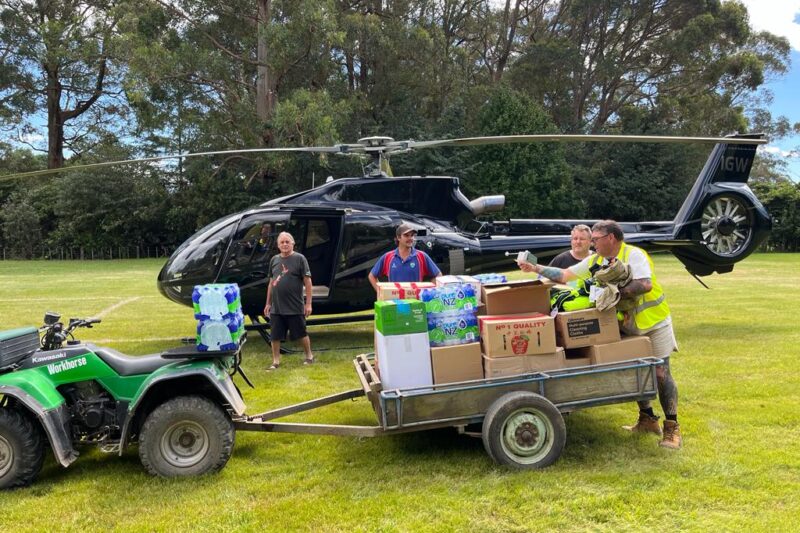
xmin=139 ymin=395 xmax=235 ymax=478
xmin=0 ymin=407 xmax=45 ymax=489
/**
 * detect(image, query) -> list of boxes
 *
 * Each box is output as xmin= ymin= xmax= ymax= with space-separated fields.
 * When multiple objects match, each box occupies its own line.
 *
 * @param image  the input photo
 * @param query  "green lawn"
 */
xmin=1 ymin=255 xmax=798 ymax=532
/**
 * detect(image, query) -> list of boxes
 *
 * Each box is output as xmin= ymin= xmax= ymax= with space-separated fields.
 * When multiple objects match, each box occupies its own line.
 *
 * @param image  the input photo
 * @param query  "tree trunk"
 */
xmin=46 ymin=65 xmax=64 ymax=169
xmin=256 ymin=0 xmax=274 ymax=144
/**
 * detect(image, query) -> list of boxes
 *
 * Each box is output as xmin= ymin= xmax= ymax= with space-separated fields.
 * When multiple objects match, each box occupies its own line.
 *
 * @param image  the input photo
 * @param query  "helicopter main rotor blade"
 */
xmin=0 ymin=145 xmax=349 ymax=180
xmin=393 ymin=134 xmax=767 ymax=152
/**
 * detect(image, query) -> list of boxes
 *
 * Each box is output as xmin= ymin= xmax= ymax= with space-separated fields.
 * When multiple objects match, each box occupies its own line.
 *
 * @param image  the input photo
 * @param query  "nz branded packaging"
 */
xmin=427 ymin=310 xmax=479 ymax=347
xmin=436 ymin=275 xmax=482 ymax=304
xmin=430 ymin=342 xmax=484 ymax=384
xmin=483 ymin=348 xmax=565 ymax=378
xmin=554 ymin=307 xmax=620 ymax=349
xmin=376 ymin=282 xmax=435 ymax=301
xmin=193 ymin=284 xmax=245 ymax=351
xmin=374 ymin=299 xmax=428 ymax=336
xmin=419 ymin=284 xmax=478 ymax=313
xmin=481 ymin=280 xmax=552 ymax=316
xmin=479 ymin=313 xmax=556 ymax=357
xmin=590 ymin=335 xmax=653 ymax=365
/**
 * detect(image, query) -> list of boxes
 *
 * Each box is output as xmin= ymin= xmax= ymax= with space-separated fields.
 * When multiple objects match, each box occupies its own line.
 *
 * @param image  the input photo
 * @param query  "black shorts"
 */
xmin=269 ymin=314 xmax=307 ymax=342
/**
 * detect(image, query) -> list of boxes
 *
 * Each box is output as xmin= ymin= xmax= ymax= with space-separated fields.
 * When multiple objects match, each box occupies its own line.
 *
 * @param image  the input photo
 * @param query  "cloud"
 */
xmin=761 ymin=145 xmax=799 ymax=158
xmin=734 ymin=0 xmax=800 ymax=50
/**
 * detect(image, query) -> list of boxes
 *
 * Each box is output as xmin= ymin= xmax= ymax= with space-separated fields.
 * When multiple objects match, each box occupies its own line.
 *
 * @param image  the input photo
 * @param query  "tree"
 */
xmin=462 ymin=86 xmax=575 ymax=218
xmin=0 ymin=191 xmax=42 ymax=258
xmin=0 ymin=0 xmax=130 ymax=169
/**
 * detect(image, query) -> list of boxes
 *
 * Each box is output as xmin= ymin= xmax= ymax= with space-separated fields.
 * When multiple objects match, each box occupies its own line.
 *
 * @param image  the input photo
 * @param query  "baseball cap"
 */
xmin=396 ymin=223 xmax=417 ymax=237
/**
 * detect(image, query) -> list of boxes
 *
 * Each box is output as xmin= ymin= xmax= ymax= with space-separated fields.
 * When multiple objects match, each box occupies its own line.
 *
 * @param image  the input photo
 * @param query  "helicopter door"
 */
xmin=285 ymin=216 xmax=342 ymax=297
xmin=219 ymin=213 xmax=290 ymax=309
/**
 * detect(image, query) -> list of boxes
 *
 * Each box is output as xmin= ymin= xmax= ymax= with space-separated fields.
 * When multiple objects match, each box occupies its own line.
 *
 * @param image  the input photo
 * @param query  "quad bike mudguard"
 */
xmin=118 ymin=357 xmax=246 ymax=454
xmin=0 ymin=384 xmax=78 ymax=467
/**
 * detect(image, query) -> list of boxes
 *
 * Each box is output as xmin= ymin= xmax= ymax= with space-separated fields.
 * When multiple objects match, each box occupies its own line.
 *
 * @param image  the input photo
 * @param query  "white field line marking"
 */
xmin=95 ymin=297 xmax=142 ymax=318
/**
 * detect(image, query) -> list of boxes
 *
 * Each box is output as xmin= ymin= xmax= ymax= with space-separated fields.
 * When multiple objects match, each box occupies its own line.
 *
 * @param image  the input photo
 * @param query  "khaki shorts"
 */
xmin=646 ymin=323 xmax=678 ymax=359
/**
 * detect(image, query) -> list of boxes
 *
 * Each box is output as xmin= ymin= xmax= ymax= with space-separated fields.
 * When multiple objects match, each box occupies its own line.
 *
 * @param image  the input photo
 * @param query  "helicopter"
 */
xmin=3 ymin=133 xmax=771 ymax=322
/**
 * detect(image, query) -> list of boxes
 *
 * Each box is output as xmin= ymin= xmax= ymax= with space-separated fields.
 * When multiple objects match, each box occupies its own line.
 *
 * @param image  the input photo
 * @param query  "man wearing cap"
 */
xmin=368 ymin=223 xmax=442 ymax=291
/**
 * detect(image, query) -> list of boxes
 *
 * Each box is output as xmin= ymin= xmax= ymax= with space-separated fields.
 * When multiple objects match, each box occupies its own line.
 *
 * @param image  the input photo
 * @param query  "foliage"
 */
xmin=0 ymin=0 xmax=797 ymax=249
xmin=0 ymin=255 xmax=798 ymax=530
xmin=462 ymin=86 xmax=575 ymax=218
xmin=752 ymin=178 xmax=800 ymax=252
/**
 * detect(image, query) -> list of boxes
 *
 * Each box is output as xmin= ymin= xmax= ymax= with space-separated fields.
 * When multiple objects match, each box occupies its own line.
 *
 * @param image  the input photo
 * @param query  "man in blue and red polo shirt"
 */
xmin=368 ymin=223 xmax=442 ymax=292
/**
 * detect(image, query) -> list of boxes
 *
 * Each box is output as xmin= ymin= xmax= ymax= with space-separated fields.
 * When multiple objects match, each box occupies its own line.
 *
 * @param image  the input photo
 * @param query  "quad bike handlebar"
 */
xmin=40 ymin=312 xmax=102 ymax=351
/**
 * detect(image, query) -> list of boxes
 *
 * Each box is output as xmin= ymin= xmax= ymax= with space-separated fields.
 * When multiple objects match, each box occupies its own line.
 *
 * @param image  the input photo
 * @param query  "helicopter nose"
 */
xmin=157 ymin=260 xmax=193 ymax=306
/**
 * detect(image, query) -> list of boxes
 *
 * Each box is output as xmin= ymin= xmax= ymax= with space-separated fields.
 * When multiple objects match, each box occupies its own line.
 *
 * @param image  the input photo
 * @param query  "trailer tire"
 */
xmin=0 ymin=407 xmax=45 ymax=489
xmin=482 ymin=392 xmax=565 ymax=469
xmin=139 ymin=395 xmax=235 ymax=478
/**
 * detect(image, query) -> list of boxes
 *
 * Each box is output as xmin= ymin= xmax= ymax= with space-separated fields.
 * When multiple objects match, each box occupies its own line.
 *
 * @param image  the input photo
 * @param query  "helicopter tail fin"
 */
xmin=668 ymin=134 xmax=771 ymax=276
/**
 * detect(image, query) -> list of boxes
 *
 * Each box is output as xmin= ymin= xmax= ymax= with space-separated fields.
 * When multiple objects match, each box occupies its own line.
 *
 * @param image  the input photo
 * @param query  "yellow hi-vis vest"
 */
xmin=588 ymin=242 xmax=670 ymax=331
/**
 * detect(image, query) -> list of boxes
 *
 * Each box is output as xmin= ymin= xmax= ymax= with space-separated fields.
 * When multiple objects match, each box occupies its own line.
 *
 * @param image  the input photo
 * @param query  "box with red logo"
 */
xmin=479 ymin=313 xmax=556 ymax=357
xmin=483 ymin=348 xmax=565 ymax=378
xmin=376 ymin=282 xmax=435 ymax=301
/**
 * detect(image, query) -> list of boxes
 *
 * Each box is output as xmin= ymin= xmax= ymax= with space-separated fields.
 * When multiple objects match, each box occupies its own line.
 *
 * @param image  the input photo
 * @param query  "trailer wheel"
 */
xmin=0 ymin=407 xmax=45 ymax=489
xmin=139 ymin=395 xmax=235 ymax=478
xmin=482 ymin=392 xmax=565 ymax=469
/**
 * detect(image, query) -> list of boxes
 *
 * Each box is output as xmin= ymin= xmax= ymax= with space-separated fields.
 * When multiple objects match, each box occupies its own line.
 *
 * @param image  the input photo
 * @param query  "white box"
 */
xmin=375 ymin=331 xmax=433 ymax=390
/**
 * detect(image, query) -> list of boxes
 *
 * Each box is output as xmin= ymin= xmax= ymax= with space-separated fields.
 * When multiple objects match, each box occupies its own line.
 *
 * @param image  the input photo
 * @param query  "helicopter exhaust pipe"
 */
xmin=470 ymin=195 xmax=505 ymax=215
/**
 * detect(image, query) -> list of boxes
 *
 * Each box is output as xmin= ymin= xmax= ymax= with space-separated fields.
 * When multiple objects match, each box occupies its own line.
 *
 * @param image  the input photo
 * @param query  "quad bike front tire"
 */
xmin=0 ymin=407 xmax=45 ymax=489
xmin=139 ymin=395 xmax=235 ymax=478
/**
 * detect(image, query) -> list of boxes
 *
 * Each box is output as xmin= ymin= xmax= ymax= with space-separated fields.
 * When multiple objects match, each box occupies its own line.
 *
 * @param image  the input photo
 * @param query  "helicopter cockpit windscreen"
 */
xmin=164 ymin=216 xmax=238 ymax=282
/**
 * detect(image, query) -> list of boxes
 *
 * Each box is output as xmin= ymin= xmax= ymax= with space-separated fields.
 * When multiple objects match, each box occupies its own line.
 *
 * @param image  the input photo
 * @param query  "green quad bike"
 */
xmin=0 ymin=311 xmax=248 ymax=489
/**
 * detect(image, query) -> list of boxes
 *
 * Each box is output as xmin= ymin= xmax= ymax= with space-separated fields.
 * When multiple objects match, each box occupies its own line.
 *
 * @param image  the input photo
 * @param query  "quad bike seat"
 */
xmin=88 ymin=345 xmax=184 ymax=376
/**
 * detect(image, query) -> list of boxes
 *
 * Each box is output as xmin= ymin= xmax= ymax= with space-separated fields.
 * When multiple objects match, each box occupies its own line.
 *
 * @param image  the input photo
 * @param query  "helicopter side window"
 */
xmin=226 ymin=219 xmax=284 ymax=268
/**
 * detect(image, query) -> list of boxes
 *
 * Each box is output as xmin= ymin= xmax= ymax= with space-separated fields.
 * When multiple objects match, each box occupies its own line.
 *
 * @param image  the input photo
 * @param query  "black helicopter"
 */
xmin=152 ymin=133 xmax=769 ymax=318
xmin=3 ymin=133 xmax=771 ymax=320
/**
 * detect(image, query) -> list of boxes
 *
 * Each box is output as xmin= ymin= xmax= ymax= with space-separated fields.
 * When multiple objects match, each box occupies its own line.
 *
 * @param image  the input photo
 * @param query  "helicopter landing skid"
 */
xmin=245 ymin=314 xmax=375 ymax=354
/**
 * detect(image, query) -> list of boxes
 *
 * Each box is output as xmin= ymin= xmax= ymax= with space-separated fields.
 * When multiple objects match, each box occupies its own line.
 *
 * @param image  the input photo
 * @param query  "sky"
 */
xmin=735 ymin=0 xmax=800 ymax=181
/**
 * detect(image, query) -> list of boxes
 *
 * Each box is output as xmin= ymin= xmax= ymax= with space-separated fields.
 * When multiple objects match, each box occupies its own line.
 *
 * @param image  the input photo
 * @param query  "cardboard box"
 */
xmin=430 ymin=342 xmax=484 ymax=384
xmin=483 ymin=348 xmax=565 ymax=378
xmin=564 ymin=347 xmax=592 ymax=368
xmin=590 ymin=335 xmax=653 ymax=365
xmin=481 ymin=280 xmax=551 ymax=315
xmin=554 ymin=307 xmax=620 ymax=348
xmin=376 ymin=282 xmax=435 ymax=301
xmin=375 ymin=331 xmax=433 ymax=390
xmin=479 ymin=313 xmax=556 ymax=357
xmin=436 ymin=275 xmax=482 ymax=304
xmin=374 ymin=299 xmax=427 ymax=336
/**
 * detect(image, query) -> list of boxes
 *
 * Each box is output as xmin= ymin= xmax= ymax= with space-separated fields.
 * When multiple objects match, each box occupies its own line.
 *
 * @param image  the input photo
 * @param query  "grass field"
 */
xmin=1 ymin=254 xmax=799 ymax=532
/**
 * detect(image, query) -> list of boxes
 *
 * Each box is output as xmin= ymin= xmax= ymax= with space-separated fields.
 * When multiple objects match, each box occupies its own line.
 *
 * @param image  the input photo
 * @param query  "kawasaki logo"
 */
xmin=31 ymin=352 xmax=67 ymax=364
xmin=46 ymin=357 xmax=87 ymax=375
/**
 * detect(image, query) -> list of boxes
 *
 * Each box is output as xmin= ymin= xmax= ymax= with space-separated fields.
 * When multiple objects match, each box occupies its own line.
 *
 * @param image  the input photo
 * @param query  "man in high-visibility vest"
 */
xmin=519 ymin=220 xmax=681 ymax=449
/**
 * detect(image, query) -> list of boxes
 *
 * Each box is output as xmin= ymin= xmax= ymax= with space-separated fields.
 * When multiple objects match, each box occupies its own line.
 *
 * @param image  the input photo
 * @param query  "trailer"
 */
xmin=234 ymin=354 xmax=664 ymax=469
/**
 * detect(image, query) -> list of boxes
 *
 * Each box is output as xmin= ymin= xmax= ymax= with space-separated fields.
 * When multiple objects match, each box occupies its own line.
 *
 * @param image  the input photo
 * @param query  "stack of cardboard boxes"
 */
xmin=373 ymin=276 xmax=654 ymax=389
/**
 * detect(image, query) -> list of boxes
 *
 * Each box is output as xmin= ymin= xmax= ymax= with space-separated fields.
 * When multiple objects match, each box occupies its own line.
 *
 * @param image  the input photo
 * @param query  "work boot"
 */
xmin=622 ymin=411 xmax=662 ymax=436
xmin=658 ymin=420 xmax=682 ymax=449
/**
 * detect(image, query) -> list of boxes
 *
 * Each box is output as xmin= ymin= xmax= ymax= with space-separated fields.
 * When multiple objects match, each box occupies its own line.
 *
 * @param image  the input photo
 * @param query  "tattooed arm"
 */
xmin=619 ymin=278 xmax=652 ymax=298
xmin=519 ymin=261 xmax=577 ymax=284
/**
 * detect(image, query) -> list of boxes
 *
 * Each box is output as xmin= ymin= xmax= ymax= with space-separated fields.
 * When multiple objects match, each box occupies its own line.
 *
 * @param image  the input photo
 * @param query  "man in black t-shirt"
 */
xmin=263 ymin=231 xmax=314 ymax=370
xmin=548 ymin=224 xmax=591 ymax=268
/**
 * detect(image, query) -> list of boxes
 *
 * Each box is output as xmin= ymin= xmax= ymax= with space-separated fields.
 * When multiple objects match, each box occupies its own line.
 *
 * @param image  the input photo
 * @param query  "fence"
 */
xmin=1 ymin=246 xmax=177 ymax=260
